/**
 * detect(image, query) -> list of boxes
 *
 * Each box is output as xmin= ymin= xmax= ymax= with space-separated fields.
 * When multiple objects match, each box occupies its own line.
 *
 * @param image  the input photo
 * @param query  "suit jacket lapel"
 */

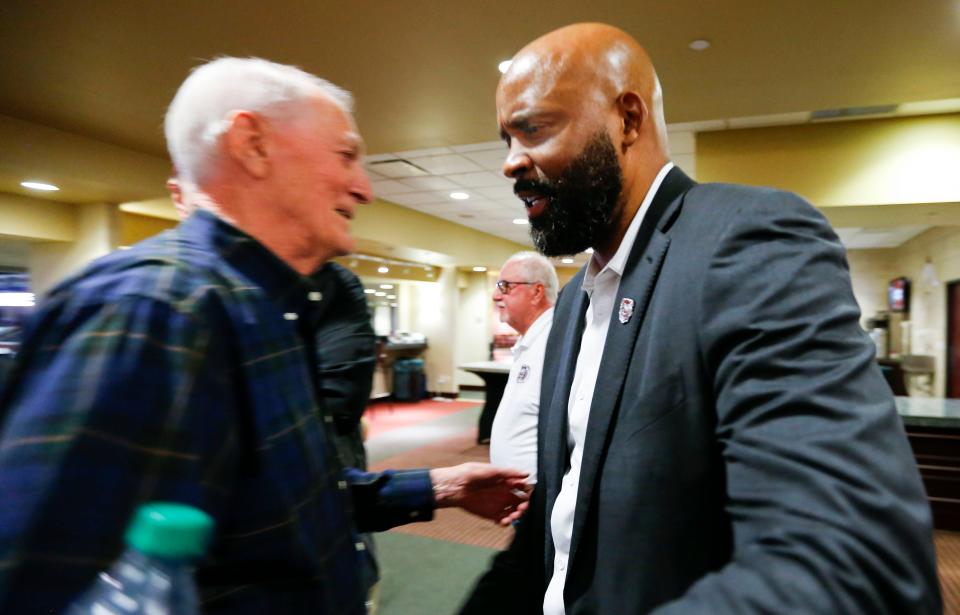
xmin=567 ymin=166 xmax=694 ymax=569
xmin=540 ymin=283 xmax=589 ymax=572
xmin=542 ymin=288 xmax=588 ymax=497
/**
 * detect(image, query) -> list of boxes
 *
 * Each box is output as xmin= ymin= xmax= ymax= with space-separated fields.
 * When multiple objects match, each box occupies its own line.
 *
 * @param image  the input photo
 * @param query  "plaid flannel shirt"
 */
xmin=0 ymin=210 xmax=434 ymax=614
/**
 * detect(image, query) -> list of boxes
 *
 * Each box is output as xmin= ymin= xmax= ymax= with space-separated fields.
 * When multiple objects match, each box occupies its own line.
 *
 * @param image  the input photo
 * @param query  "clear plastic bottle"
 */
xmin=66 ymin=502 xmax=214 ymax=615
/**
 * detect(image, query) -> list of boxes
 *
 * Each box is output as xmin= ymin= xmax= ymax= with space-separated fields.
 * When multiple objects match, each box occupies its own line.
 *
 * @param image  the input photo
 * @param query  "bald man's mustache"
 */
xmin=514 ymin=179 xmax=557 ymax=198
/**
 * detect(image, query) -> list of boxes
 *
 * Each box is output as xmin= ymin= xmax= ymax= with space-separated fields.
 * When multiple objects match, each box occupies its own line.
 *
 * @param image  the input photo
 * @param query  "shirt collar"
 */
xmin=180 ymin=209 xmax=324 ymax=328
xmin=512 ymin=306 xmax=554 ymax=356
xmin=582 ymin=162 xmax=674 ymax=295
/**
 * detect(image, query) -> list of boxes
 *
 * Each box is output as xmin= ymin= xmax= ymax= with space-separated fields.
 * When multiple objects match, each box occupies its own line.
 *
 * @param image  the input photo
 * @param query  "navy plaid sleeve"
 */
xmin=0 ymin=293 xmax=238 ymax=613
xmin=345 ymin=467 xmax=434 ymax=531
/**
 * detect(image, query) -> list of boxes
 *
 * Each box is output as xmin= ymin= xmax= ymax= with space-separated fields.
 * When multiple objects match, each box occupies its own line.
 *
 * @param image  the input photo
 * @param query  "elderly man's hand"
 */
xmin=430 ymin=462 xmax=532 ymax=526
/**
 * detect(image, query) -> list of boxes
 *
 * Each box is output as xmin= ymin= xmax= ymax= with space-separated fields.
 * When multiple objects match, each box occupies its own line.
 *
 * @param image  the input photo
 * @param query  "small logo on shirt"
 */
xmin=618 ymin=297 xmax=635 ymax=324
xmin=517 ymin=364 xmax=530 ymax=383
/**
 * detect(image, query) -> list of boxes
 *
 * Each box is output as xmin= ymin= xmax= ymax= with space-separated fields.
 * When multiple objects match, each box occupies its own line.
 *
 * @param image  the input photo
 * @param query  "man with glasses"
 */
xmin=489 ymin=252 xmax=558 ymax=483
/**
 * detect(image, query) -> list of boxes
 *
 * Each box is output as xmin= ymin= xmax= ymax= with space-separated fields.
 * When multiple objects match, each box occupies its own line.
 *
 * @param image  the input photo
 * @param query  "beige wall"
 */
xmin=845 ymin=249 xmax=895 ymax=329
xmin=698 ymin=113 xmax=960 ymax=209
xmin=0 ymin=114 xmax=169 ymax=204
xmin=455 ymin=270 xmax=494 ymax=388
xmin=888 ymin=227 xmax=960 ymax=396
xmin=29 ymin=203 xmax=116 ymax=296
xmin=397 ymin=267 xmax=459 ymax=394
xmin=353 ymin=198 xmax=529 ymax=269
xmin=0 ymin=193 xmax=76 ymax=242
xmin=846 ymin=227 xmax=960 ymax=396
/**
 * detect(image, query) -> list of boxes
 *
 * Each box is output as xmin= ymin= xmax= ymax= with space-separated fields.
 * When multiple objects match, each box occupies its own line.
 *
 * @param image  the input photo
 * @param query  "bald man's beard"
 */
xmin=521 ymin=132 xmax=624 ymax=257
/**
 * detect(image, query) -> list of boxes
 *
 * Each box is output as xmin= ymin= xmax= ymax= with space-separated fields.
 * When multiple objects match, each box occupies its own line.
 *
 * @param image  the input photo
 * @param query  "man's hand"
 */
xmin=430 ymin=462 xmax=532 ymax=526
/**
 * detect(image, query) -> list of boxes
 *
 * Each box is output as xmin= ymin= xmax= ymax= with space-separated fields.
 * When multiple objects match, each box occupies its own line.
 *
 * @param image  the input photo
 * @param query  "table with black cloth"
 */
xmin=459 ymin=361 xmax=512 ymax=444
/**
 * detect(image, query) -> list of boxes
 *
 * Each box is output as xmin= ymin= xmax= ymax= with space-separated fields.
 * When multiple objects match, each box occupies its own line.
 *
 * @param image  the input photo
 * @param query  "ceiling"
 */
xmin=1 ymin=1 xmax=959 ymax=252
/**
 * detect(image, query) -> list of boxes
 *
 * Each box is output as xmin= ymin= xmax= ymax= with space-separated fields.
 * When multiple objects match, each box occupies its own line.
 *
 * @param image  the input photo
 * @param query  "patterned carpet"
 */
xmin=937 ymin=531 xmax=960 ymax=614
xmin=364 ymin=399 xmax=482 ymax=439
xmin=370 ymin=430 xmax=513 ymax=550
xmin=368 ymin=401 xmax=960 ymax=610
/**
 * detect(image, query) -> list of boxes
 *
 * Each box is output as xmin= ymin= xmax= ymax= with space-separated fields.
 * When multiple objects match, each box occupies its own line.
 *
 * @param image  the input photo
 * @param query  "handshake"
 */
xmin=431 ymin=462 xmax=532 ymax=526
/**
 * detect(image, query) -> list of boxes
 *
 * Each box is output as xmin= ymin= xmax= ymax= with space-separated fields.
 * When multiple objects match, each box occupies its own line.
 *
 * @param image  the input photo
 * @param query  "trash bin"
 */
xmin=393 ymin=358 xmax=425 ymax=401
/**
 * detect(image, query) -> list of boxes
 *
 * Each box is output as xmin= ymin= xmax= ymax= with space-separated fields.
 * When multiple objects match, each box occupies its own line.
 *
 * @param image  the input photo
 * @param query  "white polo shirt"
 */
xmin=489 ymin=307 xmax=554 ymax=484
xmin=543 ymin=162 xmax=673 ymax=615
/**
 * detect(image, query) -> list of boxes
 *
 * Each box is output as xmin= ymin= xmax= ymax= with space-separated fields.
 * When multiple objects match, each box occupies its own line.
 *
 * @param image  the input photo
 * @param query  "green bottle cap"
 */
xmin=124 ymin=502 xmax=214 ymax=560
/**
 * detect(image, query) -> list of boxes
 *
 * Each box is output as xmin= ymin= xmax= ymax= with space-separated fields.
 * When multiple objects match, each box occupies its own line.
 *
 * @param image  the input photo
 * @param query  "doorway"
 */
xmin=947 ymin=281 xmax=960 ymax=397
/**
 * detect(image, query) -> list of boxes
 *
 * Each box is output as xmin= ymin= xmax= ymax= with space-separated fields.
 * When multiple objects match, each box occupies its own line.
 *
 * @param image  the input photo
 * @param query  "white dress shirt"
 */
xmin=543 ymin=162 xmax=674 ymax=615
xmin=490 ymin=307 xmax=554 ymax=483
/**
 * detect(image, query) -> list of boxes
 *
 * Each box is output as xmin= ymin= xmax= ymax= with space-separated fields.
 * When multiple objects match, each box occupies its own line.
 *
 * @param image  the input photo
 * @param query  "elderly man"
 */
xmin=0 ymin=57 xmax=528 ymax=614
xmin=171 ymin=172 xmax=383 ymax=608
xmin=489 ymin=252 xmax=557 ymax=483
xmin=461 ymin=23 xmax=940 ymax=614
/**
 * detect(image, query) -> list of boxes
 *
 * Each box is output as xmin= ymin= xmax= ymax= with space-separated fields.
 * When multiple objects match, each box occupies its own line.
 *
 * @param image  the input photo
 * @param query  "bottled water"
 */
xmin=66 ymin=502 xmax=214 ymax=615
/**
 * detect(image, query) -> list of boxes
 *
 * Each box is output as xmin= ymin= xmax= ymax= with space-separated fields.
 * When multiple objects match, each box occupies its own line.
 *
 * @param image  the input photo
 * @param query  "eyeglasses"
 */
xmin=495 ymin=280 xmax=537 ymax=294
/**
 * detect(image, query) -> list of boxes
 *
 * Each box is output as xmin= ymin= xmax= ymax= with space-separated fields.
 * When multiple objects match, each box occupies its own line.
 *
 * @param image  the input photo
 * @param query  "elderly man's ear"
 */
xmin=165 ymin=177 xmax=191 ymax=219
xmin=223 ymin=111 xmax=271 ymax=179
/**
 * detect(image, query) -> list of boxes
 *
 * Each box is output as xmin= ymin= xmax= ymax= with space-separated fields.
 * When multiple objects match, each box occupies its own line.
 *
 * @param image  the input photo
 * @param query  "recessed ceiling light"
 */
xmin=377 ymin=266 xmax=389 ymax=274
xmin=375 ymin=291 xmax=387 ymax=297
xmin=473 ymin=266 xmax=487 ymax=272
xmin=450 ymin=192 xmax=469 ymax=200
xmin=585 ymin=248 xmax=594 ymax=254
xmin=513 ymin=218 xmax=528 ymax=225
xmin=21 ymin=180 xmax=59 ymax=191
xmin=561 ymin=258 xmax=574 ymax=264
xmin=498 ymin=60 xmax=513 ymax=74
xmin=689 ymin=39 xmax=710 ymax=51
xmin=387 ymin=294 xmax=397 ymax=300
xmin=380 ymin=284 xmax=393 ymax=289
xmin=363 ymin=289 xmax=375 ymax=294
xmin=0 ymin=292 xmax=35 ymax=307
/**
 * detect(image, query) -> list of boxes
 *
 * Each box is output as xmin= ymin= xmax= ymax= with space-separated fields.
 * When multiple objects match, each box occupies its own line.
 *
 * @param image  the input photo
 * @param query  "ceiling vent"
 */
xmin=810 ymin=104 xmax=899 ymax=122
xmin=366 ymin=159 xmax=431 ymax=178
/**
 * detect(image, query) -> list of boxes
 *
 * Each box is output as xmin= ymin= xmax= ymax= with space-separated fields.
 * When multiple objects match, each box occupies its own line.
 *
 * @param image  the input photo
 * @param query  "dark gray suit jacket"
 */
xmin=461 ymin=167 xmax=940 ymax=614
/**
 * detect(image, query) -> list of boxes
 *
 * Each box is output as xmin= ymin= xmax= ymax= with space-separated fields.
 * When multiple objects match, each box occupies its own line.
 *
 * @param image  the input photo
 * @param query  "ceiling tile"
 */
xmin=451 ymin=141 xmax=505 ymax=153
xmin=393 ymin=146 xmax=455 ymax=158
xmin=399 ymin=176 xmax=462 ymax=191
xmin=835 ymin=225 xmax=929 ymax=249
xmin=413 ymin=154 xmax=483 ymax=175
xmin=476 ymin=184 xmax=515 ymax=200
xmin=363 ymin=153 xmax=397 ymax=163
xmin=384 ymin=191 xmax=450 ymax=206
xmin=457 ymin=199 xmax=502 ymax=213
xmin=463 ymin=149 xmax=509 ymax=170
xmin=413 ymin=202 xmax=457 ymax=214
xmin=446 ymin=171 xmax=508 ymax=188
xmin=367 ymin=159 xmax=431 ymax=178
xmin=372 ymin=179 xmax=419 ymax=196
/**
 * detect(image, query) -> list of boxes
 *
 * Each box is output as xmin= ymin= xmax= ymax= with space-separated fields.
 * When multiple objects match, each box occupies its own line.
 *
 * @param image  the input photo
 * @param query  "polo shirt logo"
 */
xmin=517 ymin=364 xmax=530 ymax=383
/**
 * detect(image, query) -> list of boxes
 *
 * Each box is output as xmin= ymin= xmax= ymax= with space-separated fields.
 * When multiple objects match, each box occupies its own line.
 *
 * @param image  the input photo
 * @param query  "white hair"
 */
xmin=164 ymin=57 xmax=353 ymax=186
xmin=504 ymin=251 xmax=559 ymax=305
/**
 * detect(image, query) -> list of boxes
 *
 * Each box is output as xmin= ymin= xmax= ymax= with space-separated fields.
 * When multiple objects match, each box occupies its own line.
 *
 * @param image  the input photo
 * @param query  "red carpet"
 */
xmin=364 ymin=399 xmax=481 ymax=439
xmin=370 ymin=428 xmax=514 ymax=550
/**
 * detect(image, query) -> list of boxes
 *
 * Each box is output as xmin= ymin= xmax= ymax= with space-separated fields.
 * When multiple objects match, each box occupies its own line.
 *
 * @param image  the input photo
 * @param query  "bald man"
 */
xmin=461 ymin=23 xmax=940 ymax=614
